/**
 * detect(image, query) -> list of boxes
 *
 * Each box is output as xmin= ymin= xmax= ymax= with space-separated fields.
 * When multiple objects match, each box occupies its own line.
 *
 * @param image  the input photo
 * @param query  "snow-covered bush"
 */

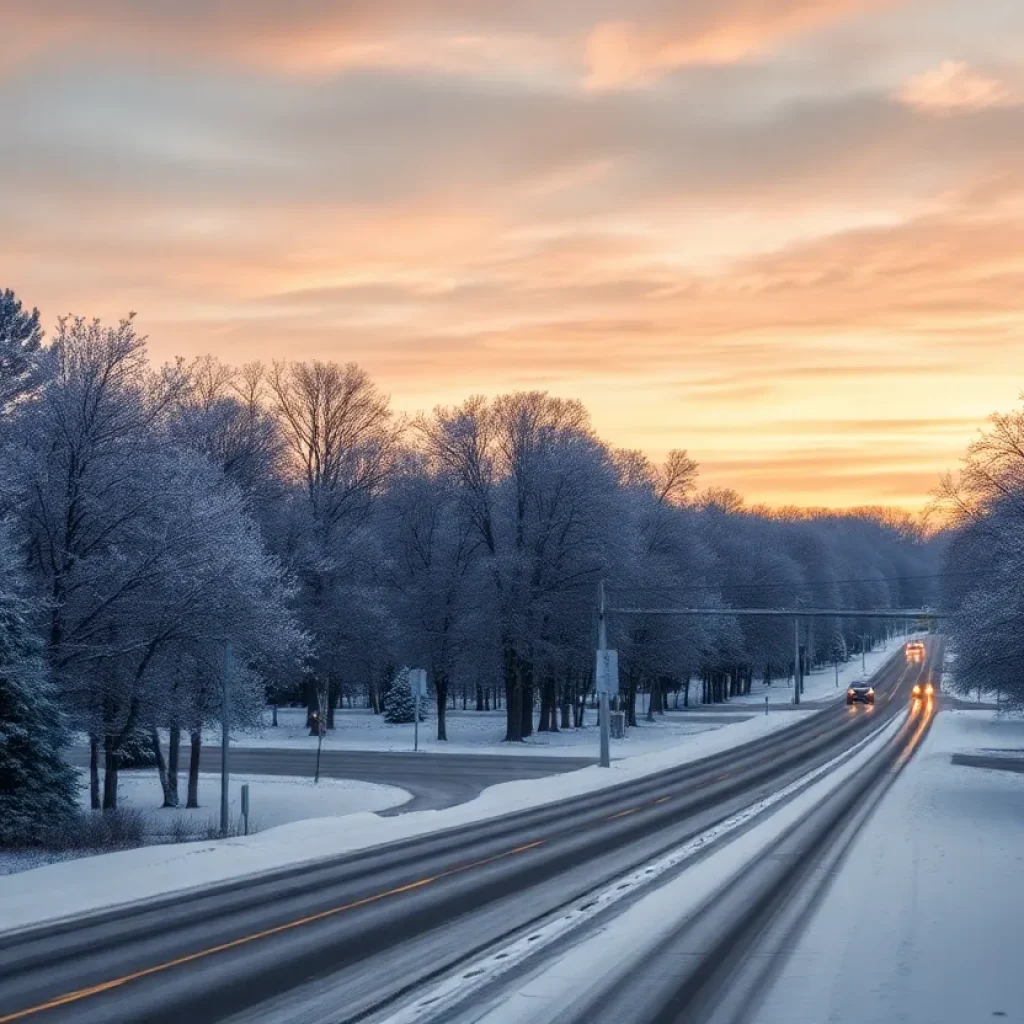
xmin=383 ymin=668 xmax=427 ymax=723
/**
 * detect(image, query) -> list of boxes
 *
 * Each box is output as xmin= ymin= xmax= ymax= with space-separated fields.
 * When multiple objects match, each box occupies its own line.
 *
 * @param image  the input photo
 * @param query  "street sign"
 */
xmin=595 ymin=649 xmax=619 ymax=696
xmin=408 ymin=668 xmax=428 ymax=697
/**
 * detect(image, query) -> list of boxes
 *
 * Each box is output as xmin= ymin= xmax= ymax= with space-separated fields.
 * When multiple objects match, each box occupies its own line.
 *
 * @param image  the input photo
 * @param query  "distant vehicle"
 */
xmin=906 ymin=641 xmax=925 ymax=661
xmin=912 ymin=681 xmax=936 ymax=699
xmin=847 ymin=683 xmax=875 ymax=705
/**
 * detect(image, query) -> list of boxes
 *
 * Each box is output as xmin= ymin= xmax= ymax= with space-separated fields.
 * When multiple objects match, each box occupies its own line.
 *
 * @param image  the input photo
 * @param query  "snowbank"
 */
xmin=752 ymin=709 xmax=1024 ymax=1024
xmin=0 ymin=710 xmax=810 ymax=934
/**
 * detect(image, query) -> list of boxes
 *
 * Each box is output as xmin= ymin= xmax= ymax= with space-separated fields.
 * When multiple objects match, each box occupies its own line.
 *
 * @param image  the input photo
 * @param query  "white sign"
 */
xmin=595 ymin=649 xmax=619 ymax=695
xmin=408 ymin=668 xmax=428 ymax=697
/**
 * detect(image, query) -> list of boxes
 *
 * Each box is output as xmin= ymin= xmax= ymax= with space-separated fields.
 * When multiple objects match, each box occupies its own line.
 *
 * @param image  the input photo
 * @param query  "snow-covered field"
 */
xmin=210 ymin=706 xmax=730 ymax=758
xmin=0 ymin=709 xmax=812 ymax=934
xmin=79 ymin=770 xmax=411 ymax=835
xmin=752 ymin=708 xmax=1024 ymax=1024
xmin=0 ymin=772 xmax=410 ymax=880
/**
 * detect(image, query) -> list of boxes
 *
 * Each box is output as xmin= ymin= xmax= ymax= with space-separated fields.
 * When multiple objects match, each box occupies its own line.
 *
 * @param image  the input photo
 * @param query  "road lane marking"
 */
xmin=0 ymin=840 xmax=546 ymax=1023
xmin=605 ymin=808 xmax=639 ymax=821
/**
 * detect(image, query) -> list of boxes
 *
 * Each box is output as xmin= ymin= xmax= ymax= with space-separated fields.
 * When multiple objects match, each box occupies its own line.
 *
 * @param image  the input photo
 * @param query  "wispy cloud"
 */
xmin=898 ymin=60 xmax=1015 ymax=113
xmin=2 ymin=0 xmax=1023 ymax=508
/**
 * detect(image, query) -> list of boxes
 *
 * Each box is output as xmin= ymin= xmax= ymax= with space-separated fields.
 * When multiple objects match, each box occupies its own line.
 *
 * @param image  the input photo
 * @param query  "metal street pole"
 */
xmin=414 ymin=680 xmax=420 ymax=753
xmin=220 ymin=643 xmax=232 ymax=837
xmin=598 ymin=580 xmax=610 ymax=768
xmin=793 ymin=616 xmax=800 ymax=706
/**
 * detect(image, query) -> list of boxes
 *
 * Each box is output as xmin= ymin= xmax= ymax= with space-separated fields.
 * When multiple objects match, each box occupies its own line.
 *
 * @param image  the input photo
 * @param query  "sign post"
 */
xmin=241 ymin=783 xmax=250 ymax=836
xmin=409 ymin=669 xmax=428 ymax=752
xmin=595 ymin=581 xmax=619 ymax=768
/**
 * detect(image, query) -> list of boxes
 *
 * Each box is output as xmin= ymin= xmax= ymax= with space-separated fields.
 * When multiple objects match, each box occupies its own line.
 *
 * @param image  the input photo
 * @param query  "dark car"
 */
xmin=847 ymin=683 xmax=875 ymax=705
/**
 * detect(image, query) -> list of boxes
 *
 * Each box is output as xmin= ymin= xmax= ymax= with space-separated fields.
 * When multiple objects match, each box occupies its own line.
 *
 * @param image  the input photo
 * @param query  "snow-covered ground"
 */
xmin=751 ymin=708 xmax=1024 ymax=1024
xmin=0 ymin=709 xmax=813 ymax=935
xmin=0 ymin=772 xmax=410 ymax=880
xmin=79 ymin=770 xmax=411 ymax=835
xmin=209 ymin=707 xmax=730 ymax=758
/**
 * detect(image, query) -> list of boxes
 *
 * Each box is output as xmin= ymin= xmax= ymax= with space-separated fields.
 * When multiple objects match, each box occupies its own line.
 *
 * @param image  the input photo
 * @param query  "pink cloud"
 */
xmin=898 ymin=60 xmax=1014 ymax=113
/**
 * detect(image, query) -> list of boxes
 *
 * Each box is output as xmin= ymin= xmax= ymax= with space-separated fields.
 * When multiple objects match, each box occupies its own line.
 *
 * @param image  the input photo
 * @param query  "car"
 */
xmin=847 ymin=683 xmax=875 ymax=705
xmin=912 ymin=681 xmax=936 ymax=698
xmin=906 ymin=641 xmax=925 ymax=661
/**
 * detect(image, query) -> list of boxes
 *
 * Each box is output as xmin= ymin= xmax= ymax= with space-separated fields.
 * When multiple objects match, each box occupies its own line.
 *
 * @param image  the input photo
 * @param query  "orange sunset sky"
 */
xmin=2 ymin=0 xmax=1023 ymax=509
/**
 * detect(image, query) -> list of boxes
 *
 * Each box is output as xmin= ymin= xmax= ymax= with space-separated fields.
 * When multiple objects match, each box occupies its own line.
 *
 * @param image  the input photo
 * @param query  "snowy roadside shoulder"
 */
xmin=0 ymin=711 xmax=812 ymax=936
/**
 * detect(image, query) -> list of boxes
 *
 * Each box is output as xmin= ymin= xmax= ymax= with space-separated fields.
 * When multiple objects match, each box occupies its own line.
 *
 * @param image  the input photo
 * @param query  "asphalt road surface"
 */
xmin=66 ymin=746 xmax=598 ymax=813
xmin=2 ymin=639 xmax=943 ymax=1024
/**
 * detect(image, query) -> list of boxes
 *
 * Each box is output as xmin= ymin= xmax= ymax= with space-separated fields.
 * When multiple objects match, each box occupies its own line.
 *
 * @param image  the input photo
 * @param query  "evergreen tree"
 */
xmin=382 ymin=668 xmax=427 ymax=724
xmin=0 ymin=523 xmax=79 ymax=845
xmin=0 ymin=287 xmax=44 ymax=414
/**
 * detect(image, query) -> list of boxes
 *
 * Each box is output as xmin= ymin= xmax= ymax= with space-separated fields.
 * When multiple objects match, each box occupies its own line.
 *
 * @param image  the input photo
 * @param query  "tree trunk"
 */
xmin=520 ymin=660 xmax=534 ymax=738
xmin=102 ymin=737 xmax=119 ymax=811
xmin=537 ymin=674 xmax=551 ymax=732
xmin=167 ymin=724 xmax=180 ymax=806
xmin=89 ymin=735 xmax=100 ymax=810
xmin=435 ymin=672 xmax=449 ymax=741
xmin=187 ymin=729 xmax=202 ymax=808
xmin=327 ymin=677 xmax=337 ymax=729
xmin=503 ymin=648 xmax=523 ymax=742
xmin=150 ymin=727 xmax=174 ymax=808
xmin=475 ymin=685 xmax=484 ymax=711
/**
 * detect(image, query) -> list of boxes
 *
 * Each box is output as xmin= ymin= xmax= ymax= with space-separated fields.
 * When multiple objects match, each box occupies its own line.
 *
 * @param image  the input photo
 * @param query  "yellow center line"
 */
xmin=605 ymin=807 xmax=639 ymax=821
xmin=0 ymin=840 xmax=546 ymax=1024
xmin=652 ymin=796 xmax=671 ymax=805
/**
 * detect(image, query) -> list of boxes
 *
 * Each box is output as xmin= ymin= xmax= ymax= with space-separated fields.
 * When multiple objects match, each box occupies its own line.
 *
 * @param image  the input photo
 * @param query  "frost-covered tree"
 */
xmin=0 ymin=522 xmax=78 ymax=845
xmin=381 ymin=459 xmax=482 ymax=740
xmin=382 ymin=669 xmax=426 ymax=724
xmin=935 ymin=400 xmax=1024 ymax=709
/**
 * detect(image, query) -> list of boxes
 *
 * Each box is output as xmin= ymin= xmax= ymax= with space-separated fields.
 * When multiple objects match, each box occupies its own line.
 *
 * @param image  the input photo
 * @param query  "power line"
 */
xmin=608 ymin=568 xmax=992 ymax=596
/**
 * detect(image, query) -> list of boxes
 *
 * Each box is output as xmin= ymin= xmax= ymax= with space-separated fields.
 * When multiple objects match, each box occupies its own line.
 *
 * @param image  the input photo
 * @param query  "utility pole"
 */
xmin=220 ymin=643 xmax=232 ymax=837
xmin=793 ymin=617 xmax=801 ymax=705
xmin=598 ymin=580 xmax=610 ymax=768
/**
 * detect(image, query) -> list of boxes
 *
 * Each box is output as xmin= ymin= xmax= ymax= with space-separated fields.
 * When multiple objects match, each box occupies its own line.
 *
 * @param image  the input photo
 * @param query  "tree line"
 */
xmin=0 ymin=288 xmax=940 ymax=841
xmin=936 ymin=397 xmax=1024 ymax=710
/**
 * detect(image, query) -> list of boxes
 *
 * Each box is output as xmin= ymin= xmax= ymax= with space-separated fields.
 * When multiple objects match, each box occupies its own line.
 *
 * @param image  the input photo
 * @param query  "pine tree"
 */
xmin=0 ymin=287 xmax=44 ymax=414
xmin=382 ymin=668 xmax=426 ymax=724
xmin=0 ymin=523 xmax=79 ymax=846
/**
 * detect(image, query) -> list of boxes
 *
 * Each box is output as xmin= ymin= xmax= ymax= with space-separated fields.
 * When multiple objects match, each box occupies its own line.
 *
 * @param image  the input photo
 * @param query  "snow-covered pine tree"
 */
xmin=0 ymin=522 xmax=79 ymax=846
xmin=383 ymin=668 xmax=427 ymax=724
